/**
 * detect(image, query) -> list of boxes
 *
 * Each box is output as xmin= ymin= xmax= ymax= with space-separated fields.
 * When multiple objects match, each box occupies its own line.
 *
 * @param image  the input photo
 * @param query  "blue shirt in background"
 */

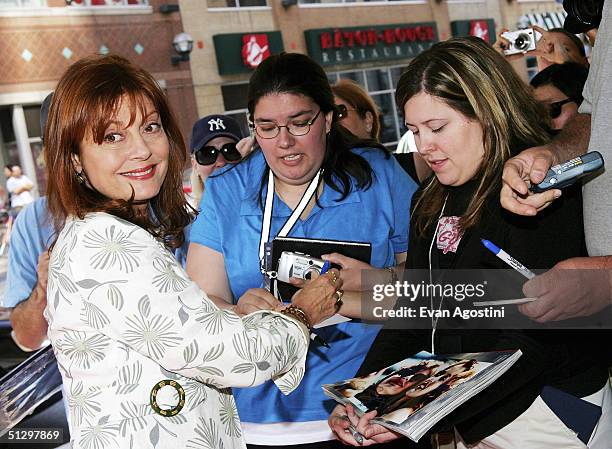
xmin=3 ymin=197 xmax=54 ymax=308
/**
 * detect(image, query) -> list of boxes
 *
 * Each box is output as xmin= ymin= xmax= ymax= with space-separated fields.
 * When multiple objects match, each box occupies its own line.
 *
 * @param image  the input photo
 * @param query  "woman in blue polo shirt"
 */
xmin=186 ymin=53 xmax=417 ymax=449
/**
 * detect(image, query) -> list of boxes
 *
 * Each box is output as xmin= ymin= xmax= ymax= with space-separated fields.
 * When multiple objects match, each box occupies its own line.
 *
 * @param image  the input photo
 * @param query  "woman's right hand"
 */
xmin=329 ymin=404 xmax=402 ymax=446
xmin=291 ymin=269 xmax=342 ymax=326
xmin=321 ymin=253 xmax=375 ymax=291
xmin=329 ymin=404 xmax=361 ymax=446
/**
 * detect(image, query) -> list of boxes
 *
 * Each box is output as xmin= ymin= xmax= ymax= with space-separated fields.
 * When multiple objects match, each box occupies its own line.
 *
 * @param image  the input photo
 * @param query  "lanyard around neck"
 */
xmin=258 ymin=168 xmax=323 ymax=267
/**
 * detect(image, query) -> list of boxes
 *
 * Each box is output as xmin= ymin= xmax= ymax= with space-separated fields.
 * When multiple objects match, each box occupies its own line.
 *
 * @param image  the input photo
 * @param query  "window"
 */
xmin=0 ymin=0 xmax=45 ymax=7
xmin=328 ymin=64 xmax=407 ymax=147
xmin=69 ymin=0 xmax=147 ymax=6
xmin=221 ymin=83 xmax=251 ymax=137
xmin=208 ymin=0 xmax=267 ymax=8
xmin=299 ymin=0 xmax=418 ymax=4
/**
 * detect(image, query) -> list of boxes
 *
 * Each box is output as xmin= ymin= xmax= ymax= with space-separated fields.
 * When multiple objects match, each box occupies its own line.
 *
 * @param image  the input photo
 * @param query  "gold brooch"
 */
xmin=150 ymin=379 xmax=186 ymax=417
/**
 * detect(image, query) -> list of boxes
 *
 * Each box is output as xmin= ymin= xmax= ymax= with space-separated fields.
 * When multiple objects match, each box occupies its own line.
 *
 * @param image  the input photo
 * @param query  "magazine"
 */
xmin=323 ymin=350 xmax=522 ymax=442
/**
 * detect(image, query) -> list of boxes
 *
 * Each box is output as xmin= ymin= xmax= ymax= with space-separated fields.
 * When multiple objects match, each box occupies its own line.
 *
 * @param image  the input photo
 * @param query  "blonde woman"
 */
xmin=329 ymin=37 xmax=610 ymax=449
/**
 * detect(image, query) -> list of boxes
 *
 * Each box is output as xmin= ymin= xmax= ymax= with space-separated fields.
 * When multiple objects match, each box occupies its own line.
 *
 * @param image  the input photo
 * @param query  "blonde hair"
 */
xmin=395 ymin=37 xmax=552 ymax=235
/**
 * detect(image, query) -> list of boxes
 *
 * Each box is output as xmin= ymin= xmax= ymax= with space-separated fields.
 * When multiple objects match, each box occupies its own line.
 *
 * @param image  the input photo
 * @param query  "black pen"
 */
xmin=310 ymin=331 xmax=330 ymax=348
xmin=279 ymin=297 xmax=329 ymax=348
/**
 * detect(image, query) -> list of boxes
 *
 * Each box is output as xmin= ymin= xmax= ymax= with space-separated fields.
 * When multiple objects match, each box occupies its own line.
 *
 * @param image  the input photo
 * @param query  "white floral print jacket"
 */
xmin=44 ymin=212 xmax=309 ymax=449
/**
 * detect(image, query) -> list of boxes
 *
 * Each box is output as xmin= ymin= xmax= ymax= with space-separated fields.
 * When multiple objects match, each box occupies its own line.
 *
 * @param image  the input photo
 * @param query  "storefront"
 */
xmin=0 ymin=93 xmax=48 ymax=198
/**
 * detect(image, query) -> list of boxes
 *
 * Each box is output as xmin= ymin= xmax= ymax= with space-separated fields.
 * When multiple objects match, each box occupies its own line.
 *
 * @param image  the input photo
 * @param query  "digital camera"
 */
xmin=501 ymin=28 xmax=537 ymax=56
xmin=277 ymin=251 xmax=326 ymax=283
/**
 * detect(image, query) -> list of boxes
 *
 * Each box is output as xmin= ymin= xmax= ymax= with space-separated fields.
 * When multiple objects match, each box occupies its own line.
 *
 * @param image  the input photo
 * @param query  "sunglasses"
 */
xmin=194 ymin=142 xmax=242 ymax=166
xmin=549 ymin=98 xmax=576 ymax=119
xmin=336 ymin=104 xmax=357 ymax=121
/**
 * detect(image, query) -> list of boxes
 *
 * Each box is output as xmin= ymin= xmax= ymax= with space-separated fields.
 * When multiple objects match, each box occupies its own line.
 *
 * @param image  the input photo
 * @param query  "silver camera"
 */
xmin=501 ymin=28 xmax=537 ymax=55
xmin=277 ymin=251 xmax=326 ymax=283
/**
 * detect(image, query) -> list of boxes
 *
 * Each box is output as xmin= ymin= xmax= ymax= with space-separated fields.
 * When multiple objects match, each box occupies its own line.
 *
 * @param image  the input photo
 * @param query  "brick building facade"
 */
xmin=0 ymin=0 xmax=197 ymax=195
xmin=179 ymin=0 xmax=567 ymax=149
xmin=0 ymin=0 xmax=569 ymax=195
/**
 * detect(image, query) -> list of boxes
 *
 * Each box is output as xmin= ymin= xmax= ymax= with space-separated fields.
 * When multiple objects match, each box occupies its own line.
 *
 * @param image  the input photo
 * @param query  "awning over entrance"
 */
xmin=518 ymin=11 xmax=568 ymax=30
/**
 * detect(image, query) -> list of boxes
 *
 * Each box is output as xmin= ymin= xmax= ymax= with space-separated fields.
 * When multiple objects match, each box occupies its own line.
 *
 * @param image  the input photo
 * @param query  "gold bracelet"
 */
xmin=280 ymin=305 xmax=312 ymax=330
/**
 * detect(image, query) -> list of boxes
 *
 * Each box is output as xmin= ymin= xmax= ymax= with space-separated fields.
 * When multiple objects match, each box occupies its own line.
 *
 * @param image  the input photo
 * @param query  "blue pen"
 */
xmin=481 ymin=239 xmax=536 ymax=280
xmin=320 ymin=260 xmax=331 ymax=274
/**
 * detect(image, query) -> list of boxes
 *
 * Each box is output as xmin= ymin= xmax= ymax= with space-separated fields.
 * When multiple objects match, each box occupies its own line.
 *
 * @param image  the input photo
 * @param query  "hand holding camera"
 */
xmin=277 ymin=251 xmax=328 ymax=283
xmin=277 ymin=250 xmax=377 ymax=291
xmin=494 ymin=27 xmax=538 ymax=58
xmin=291 ymin=269 xmax=344 ymax=327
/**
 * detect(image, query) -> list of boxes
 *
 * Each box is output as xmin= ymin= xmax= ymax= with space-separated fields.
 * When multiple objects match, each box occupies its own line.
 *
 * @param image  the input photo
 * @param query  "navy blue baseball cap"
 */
xmin=190 ymin=114 xmax=244 ymax=153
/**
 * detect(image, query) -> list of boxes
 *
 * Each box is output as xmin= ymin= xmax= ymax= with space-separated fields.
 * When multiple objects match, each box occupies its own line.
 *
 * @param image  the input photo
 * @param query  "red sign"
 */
xmin=241 ymin=34 xmax=270 ymax=69
xmin=319 ymin=25 xmax=435 ymax=50
xmin=469 ymin=20 xmax=490 ymax=42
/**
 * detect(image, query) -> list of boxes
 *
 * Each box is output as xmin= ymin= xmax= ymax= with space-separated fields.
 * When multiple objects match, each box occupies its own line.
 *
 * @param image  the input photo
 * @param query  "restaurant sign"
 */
xmin=304 ymin=23 xmax=438 ymax=66
xmin=450 ymin=19 xmax=496 ymax=44
xmin=213 ymin=31 xmax=284 ymax=75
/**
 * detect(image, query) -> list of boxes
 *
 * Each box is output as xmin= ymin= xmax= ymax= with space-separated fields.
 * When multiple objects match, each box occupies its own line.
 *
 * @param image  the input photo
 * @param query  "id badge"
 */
xmin=263 ymin=241 xmax=274 ymax=274
xmin=260 ymin=241 xmax=275 ymax=292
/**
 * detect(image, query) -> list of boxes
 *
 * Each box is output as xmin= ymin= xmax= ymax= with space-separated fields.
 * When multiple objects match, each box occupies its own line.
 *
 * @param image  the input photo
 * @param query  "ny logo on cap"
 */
xmin=208 ymin=118 xmax=226 ymax=131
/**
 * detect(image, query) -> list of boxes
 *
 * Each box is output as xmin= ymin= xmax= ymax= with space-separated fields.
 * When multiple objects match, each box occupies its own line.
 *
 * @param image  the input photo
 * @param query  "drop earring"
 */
xmin=75 ymin=170 xmax=86 ymax=185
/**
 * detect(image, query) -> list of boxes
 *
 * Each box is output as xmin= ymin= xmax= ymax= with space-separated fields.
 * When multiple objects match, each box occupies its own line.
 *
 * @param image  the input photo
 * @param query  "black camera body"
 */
xmin=563 ymin=0 xmax=604 ymax=32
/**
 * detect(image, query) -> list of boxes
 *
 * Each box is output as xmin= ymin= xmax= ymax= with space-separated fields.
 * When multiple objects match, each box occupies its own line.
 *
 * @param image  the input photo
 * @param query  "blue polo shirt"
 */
xmin=190 ymin=148 xmax=417 ymax=423
xmin=3 ymin=197 xmax=55 ymax=308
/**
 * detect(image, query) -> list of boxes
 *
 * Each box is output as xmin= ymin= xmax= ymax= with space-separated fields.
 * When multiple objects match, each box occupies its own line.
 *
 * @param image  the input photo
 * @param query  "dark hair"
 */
xmin=332 ymin=79 xmax=381 ymax=140
xmin=45 ymin=54 xmax=192 ymax=248
xmin=530 ymin=62 xmax=589 ymax=104
xmin=246 ymin=52 xmax=387 ymax=203
xmin=547 ymin=28 xmax=587 ymax=59
xmin=395 ymin=37 xmax=552 ymax=235
xmin=436 ymin=359 xmax=477 ymax=377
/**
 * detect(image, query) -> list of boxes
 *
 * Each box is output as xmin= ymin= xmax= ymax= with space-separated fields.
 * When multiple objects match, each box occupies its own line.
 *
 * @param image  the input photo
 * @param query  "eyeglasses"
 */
xmin=194 ymin=142 xmax=242 ymax=166
xmin=252 ymin=110 xmax=321 ymax=139
xmin=549 ymin=98 xmax=576 ymax=119
xmin=336 ymin=104 xmax=356 ymax=121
